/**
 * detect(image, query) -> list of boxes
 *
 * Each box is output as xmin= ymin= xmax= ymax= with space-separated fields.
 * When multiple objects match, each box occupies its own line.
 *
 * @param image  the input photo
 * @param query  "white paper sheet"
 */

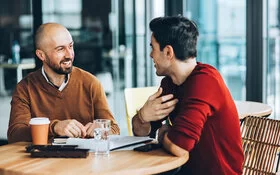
xmin=53 ymin=135 xmax=154 ymax=151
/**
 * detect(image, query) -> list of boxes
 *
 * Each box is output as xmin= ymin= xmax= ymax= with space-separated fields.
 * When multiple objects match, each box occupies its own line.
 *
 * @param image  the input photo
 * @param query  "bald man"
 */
xmin=8 ymin=23 xmax=120 ymax=143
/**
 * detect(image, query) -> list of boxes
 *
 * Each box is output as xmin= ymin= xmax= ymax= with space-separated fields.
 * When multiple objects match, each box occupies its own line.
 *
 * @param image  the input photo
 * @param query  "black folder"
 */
xmin=26 ymin=144 xmax=89 ymax=158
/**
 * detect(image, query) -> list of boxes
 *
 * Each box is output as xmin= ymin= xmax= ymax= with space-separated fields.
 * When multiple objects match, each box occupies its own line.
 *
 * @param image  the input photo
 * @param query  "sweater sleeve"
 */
xmin=8 ymin=78 xmax=70 ymax=142
xmin=168 ymin=72 xmax=223 ymax=151
xmin=92 ymin=78 xmax=120 ymax=135
xmin=7 ymin=81 xmax=32 ymax=143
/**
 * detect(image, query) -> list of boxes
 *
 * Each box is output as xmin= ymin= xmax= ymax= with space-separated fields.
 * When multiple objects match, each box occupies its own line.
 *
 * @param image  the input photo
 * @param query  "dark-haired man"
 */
xmin=132 ymin=16 xmax=244 ymax=174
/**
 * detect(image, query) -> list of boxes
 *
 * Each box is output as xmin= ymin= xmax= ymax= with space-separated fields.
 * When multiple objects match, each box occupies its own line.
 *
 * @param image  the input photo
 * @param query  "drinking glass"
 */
xmin=93 ymin=119 xmax=111 ymax=156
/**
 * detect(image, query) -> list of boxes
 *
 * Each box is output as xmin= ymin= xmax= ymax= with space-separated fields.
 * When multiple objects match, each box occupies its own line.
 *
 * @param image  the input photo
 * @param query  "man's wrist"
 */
xmin=50 ymin=120 xmax=59 ymax=136
xmin=137 ymin=108 xmax=147 ymax=124
xmin=159 ymin=130 xmax=168 ymax=144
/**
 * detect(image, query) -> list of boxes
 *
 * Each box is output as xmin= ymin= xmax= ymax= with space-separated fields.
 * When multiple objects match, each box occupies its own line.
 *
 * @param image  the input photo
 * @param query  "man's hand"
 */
xmin=140 ymin=87 xmax=178 ymax=122
xmin=54 ymin=119 xmax=87 ymax=138
xmin=84 ymin=122 xmax=96 ymax=138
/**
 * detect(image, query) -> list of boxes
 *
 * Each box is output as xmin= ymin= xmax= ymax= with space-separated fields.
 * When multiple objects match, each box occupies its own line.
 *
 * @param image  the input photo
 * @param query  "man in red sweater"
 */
xmin=8 ymin=23 xmax=120 ymax=143
xmin=132 ymin=16 xmax=244 ymax=174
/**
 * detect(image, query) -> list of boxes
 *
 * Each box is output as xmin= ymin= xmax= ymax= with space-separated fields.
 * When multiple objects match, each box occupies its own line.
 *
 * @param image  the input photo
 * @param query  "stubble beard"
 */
xmin=45 ymin=56 xmax=73 ymax=75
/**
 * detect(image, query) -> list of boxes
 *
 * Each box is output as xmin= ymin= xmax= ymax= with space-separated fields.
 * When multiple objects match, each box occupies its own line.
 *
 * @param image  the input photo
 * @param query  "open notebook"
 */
xmin=53 ymin=135 xmax=154 ymax=151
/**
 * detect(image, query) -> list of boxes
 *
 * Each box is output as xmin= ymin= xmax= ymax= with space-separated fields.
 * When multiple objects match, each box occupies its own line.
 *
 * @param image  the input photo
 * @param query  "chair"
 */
xmin=240 ymin=116 xmax=280 ymax=174
xmin=124 ymin=86 xmax=158 ymax=136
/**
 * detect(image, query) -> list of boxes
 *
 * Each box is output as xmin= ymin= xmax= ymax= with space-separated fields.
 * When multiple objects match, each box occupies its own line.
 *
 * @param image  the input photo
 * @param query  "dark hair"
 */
xmin=149 ymin=16 xmax=199 ymax=61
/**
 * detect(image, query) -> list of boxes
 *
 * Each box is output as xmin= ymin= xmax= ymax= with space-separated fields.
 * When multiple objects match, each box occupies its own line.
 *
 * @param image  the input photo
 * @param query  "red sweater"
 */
xmin=154 ymin=63 xmax=244 ymax=174
xmin=8 ymin=67 xmax=120 ymax=143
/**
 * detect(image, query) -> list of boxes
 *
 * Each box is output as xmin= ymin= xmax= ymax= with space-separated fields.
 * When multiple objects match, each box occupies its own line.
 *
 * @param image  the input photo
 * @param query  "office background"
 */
xmin=0 ymin=0 xmax=279 ymax=141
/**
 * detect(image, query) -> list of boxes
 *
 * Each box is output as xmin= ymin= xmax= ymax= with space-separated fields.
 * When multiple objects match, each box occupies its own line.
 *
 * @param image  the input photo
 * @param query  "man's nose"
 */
xmin=65 ymin=47 xmax=74 ymax=58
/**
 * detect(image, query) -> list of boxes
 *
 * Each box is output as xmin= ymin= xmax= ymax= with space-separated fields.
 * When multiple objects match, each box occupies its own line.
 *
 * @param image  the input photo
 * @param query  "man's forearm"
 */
xmin=162 ymin=132 xmax=189 ymax=158
xmin=132 ymin=114 xmax=151 ymax=136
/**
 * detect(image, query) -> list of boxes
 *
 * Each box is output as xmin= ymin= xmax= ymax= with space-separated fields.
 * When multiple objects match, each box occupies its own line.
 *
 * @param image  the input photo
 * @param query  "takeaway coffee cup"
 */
xmin=29 ymin=117 xmax=50 ymax=145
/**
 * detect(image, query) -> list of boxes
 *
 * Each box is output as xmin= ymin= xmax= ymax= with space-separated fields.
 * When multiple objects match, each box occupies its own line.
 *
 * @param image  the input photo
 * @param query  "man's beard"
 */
xmin=45 ymin=55 xmax=73 ymax=75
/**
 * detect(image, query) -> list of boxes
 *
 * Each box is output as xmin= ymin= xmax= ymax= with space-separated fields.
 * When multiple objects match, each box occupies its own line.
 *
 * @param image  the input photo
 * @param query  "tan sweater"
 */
xmin=8 ymin=67 xmax=120 ymax=143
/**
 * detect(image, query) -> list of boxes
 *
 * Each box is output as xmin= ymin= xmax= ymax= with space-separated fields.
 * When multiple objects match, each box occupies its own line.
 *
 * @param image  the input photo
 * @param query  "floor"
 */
xmin=0 ymin=89 xmax=128 ymax=144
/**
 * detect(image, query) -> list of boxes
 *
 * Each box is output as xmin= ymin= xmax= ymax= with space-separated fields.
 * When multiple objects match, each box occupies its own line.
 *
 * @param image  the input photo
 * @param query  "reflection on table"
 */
xmin=0 ymin=142 xmax=188 ymax=175
xmin=234 ymin=100 xmax=273 ymax=119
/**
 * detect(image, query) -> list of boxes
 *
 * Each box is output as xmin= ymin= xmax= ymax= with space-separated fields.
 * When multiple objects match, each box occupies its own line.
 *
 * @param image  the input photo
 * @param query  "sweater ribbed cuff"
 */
xmin=49 ymin=120 xmax=59 ymax=136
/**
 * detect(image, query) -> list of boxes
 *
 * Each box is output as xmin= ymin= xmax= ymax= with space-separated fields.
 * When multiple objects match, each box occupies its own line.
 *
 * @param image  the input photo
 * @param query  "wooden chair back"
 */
xmin=241 ymin=116 xmax=280 ymax=175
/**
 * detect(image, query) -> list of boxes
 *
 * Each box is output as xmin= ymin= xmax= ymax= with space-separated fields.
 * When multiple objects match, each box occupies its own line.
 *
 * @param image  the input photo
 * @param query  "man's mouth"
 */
xmin=61 ymin=60 xmax=72 ymax=67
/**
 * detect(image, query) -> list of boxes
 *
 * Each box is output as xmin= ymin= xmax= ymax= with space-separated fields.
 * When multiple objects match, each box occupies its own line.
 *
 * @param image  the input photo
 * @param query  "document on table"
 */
xmin=53 ymin=135 xmax=154 ymax=151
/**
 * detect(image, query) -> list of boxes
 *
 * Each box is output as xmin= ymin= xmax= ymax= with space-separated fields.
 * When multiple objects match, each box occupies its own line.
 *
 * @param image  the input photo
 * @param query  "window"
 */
xmin=265 ymin=0 xmax=280 ymax=118
xmin=186 ymin=0 xmax=246 ymax=100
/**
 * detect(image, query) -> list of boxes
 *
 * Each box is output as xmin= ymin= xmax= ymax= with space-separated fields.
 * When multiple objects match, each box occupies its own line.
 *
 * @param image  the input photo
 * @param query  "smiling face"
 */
xmin=36 ymin=23 xmax=75 ymax=75
xmin=150 ymin=34 xmax=171 ymax=76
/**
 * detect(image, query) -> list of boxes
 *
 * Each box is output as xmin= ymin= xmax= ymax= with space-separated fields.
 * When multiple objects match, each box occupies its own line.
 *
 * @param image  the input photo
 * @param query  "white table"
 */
xmin=0 ymin=60 xmax=35 ymax=96
xmin=234 ymin=100 xmax=273 ymax=119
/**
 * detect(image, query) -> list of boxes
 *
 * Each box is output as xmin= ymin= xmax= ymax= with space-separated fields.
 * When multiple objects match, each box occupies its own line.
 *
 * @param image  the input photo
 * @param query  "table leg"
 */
xmin=16 ymin=66 xmax=22 ymax=83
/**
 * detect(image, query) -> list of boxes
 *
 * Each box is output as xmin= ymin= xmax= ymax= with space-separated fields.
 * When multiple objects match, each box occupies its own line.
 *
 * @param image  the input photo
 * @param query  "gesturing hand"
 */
xmin=140 ymin=87 xmax=178 ymax=122
xmin=54 ymin=119 xmax=87 ymax=138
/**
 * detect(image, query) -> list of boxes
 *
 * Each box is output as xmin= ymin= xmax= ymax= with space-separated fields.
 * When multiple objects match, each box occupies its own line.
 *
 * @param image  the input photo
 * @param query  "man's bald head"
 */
xmin=34 ymin=22 xmax=75 ymax=75
xmin=35 ymin=23 xmax=72 ymax=50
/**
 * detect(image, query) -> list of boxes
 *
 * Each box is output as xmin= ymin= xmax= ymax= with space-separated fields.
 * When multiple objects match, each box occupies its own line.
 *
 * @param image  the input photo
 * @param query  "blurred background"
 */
xmin=0 ymin=0 xmax=279 ymax=142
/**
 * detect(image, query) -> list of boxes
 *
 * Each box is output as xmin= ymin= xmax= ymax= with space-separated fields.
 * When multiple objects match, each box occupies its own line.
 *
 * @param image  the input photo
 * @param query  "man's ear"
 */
xmin=35 ymin=49 xmax=45 ymax=61
xmin=163 ymin=45 xmax=174 ymax=60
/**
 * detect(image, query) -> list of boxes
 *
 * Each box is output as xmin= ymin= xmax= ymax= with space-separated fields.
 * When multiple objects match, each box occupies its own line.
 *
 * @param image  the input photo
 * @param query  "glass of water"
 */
xmin=93 ymin=119 xmax=111 ymax=156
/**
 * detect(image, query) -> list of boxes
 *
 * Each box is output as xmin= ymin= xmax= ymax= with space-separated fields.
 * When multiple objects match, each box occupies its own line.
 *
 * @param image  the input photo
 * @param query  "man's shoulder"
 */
xmin=72 ymin=67 xmax=94 ymax=78
xmin=71 ymin=67 xmax=100 ymax=83
xmin=191 ymin=62 xmax=222 ymax=81
xmin=13 ymin=69 xmax=43 ymax=95
xmin=195 ymin=62 xmax=218 ymax=74
xmin=20 ymin=68 xmax=42 ymax=83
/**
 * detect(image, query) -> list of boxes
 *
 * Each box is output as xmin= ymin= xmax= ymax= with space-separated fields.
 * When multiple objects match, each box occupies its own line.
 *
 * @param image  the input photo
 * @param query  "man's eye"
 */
xmin=57 ymin=47 xmax=64 ymax=51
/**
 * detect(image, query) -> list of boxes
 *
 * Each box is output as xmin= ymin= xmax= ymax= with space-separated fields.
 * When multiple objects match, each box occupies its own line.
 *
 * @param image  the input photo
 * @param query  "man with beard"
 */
xmin=7 ymin=23 xmax=120 ymax=143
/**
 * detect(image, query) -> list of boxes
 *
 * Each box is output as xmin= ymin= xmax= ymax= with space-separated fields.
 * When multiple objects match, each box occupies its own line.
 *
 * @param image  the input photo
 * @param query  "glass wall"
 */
xmin=0 ymin=0 xmax=34 ymax=142
xmin=0 ymin=0 xmax=34 ymax=94
xmin=186 ymin=0 xmax=246 ymax=100
xmin=42 ymin=0 xmax=112 ymax=76
xmin=265 ymin=0 xmax=280 ymax=118
xmin=123 ymin=0 xmax=164 ymax=88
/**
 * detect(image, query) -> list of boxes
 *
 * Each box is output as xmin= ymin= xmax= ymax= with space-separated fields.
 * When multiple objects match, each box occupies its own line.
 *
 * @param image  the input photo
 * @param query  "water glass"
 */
xmin=93 ymin=119 xmax=111 ymax=156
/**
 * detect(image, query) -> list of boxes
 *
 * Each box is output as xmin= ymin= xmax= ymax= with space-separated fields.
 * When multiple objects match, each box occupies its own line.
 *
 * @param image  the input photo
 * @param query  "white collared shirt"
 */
xmin=41 ymin=66 xmax=70 ymax=91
